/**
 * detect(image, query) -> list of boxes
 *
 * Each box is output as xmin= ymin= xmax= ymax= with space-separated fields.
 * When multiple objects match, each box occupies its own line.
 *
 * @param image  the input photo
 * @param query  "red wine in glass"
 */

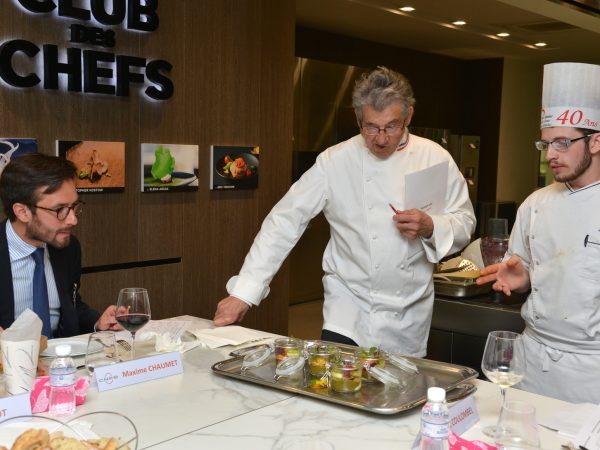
xmin=116 ymin=313 xmax=150 ymax=333
xmin=116 ymin=288 xmax=151 ymax=359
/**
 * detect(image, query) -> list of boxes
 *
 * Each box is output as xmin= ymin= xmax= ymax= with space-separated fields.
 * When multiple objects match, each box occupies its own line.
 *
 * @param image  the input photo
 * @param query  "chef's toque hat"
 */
xmin=541 ymin=62 xmax=600 ymax=131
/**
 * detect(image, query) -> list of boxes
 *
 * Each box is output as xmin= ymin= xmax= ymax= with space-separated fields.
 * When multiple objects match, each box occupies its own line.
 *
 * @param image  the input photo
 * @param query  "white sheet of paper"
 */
xmin=404 ymin=161 xmax=448 ymax=213
xmin=539 ymin=402 xmax=596 ymax=438
xmin=137 ymin=319 xmax=190 ymax=341
xmin=575 ymin=404 xmax=600 ymax=449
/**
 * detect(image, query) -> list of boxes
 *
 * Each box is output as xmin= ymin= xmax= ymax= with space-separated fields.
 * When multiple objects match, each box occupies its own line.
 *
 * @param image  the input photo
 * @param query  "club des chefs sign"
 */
xmin=0 ymin=0 xmax=173 ymax=100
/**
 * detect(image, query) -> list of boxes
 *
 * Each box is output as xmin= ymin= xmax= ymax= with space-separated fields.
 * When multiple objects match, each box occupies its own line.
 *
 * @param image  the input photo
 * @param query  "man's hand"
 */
xmin=476 ymin=255 xmax=530 ymax=296
xmin=393 ymin=208 xmax=434 ymax=240
xmin=94 ymin=305 xmax=123 ymax=331
xmin=214 ymin=296 xmax=251 ymax=326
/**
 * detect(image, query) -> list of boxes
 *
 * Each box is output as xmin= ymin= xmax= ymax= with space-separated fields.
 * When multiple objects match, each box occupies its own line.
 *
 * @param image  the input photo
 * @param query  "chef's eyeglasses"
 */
xmin=30 ymin=201 xmax=85 ymax=220
xmin=534 ymin=132 xmax=596 ymax=152
xmin=361 ymin=122 xmax=404 ymax=136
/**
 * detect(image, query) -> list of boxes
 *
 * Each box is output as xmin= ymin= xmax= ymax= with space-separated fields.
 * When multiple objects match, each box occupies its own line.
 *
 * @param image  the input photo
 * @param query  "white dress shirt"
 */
xmin=6 ymin=220 xmax=61 ymax=331
xmin=227 ymin=134 xmax=475 ymax=356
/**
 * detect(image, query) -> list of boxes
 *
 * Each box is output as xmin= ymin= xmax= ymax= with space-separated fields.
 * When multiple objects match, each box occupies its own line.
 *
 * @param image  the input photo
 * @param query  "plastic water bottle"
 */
xmin=420 ymin=387 xmax=450 ymax=450
xmin=49 ymin=344 xmax=76 ymax=416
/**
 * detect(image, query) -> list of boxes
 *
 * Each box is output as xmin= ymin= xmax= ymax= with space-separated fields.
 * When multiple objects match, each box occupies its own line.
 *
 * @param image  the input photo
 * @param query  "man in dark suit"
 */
xmin=0 ymin=153 xmax=120 ymax=337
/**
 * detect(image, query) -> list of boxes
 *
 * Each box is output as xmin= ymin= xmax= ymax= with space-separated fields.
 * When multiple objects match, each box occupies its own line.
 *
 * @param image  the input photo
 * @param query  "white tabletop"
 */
xmin=73 ymin=316 xmax=571 ymax=450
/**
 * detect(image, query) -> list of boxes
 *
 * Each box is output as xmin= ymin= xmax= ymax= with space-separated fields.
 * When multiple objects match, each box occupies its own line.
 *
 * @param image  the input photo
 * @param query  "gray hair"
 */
xmin=352 ymin=66 xmax=416 ymax=122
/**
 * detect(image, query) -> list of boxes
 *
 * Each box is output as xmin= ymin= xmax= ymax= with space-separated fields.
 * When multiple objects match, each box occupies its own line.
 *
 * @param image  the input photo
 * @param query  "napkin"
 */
xmin=189 ymin=326 xmax=276 ymax=349
xmin=137 ymin=320 xmax=202 ymax=353
xmin=539 ymin=402 xmax=597 ymax=438
xmin=1 ymin=309 xmax=42 ymax=394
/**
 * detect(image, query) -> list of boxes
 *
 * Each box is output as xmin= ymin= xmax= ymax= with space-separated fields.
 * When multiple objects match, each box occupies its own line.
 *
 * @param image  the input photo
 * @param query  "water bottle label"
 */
xmin=421 ymin=420 xmax=450 ymax=439
xmin=50 ymin=370 xmax=76 ymax=387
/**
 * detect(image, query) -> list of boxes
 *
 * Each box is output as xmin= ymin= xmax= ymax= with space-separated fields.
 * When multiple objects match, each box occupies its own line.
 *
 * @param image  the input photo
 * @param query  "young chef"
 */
xmin=213 ymin=66 xmax=475 ymax=356
xmin=477 ymin=62 xmax=600 ymax=403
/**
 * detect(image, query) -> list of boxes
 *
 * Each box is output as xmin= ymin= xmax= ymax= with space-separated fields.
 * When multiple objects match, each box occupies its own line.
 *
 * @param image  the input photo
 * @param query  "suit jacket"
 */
xmin=0 ymin=220 xmax=100 ymax=337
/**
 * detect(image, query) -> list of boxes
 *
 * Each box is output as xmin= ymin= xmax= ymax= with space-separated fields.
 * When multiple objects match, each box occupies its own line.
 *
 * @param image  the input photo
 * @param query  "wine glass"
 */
xmin=115 ymin=288 xmax=151 ymax=360
xmin=85 ymin=331 xmax=118 ymax=376
xmin=480 ymin=218 xmax=509 ymax=266
xmin=481 ymin=330 xmax=525 ymax=438
xmin=494 ymin=400 xmax=540 ymax=450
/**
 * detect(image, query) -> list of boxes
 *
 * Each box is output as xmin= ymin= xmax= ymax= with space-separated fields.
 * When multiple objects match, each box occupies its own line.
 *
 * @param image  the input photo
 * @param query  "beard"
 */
xmin=25 ymin=215 xmax=72 ymax=249
xmin=554 ymin=144 xmax=592 ymax=183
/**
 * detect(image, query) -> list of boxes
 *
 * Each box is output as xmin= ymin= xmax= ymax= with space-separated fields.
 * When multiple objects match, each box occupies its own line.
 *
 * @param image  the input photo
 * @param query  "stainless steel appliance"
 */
xmin=449 ymin=134 xmax=480 ymax=204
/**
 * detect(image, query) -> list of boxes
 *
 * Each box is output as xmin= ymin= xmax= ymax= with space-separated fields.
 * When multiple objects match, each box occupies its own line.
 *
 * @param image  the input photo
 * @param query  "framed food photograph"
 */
xmin=57 ymin=140 xmax=125 ymax=193
xmin=141 ymin=143 xmax=199 ymax=192
xmin=210 ymin=145 xmax=259 ymax=190
xmin=0 ymin=138 xmax=38 ymax=173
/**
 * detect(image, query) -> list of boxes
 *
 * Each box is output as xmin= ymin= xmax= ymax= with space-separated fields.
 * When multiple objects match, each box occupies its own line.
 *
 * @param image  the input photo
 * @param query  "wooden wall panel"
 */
xmin=0 ymin=0 xmax=295 ymax=334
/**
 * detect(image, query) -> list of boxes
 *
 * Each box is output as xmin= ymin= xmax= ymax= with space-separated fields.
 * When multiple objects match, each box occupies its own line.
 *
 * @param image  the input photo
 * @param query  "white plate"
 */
xmin=41 ymin=338 xmax=102 ymax=358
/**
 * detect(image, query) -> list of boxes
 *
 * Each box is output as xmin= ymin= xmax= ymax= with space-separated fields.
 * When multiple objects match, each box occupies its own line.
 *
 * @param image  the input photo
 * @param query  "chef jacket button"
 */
xmin=531 ymin=235 xmax=535 ymax=240
xmin=534 ymin=209 xmax=538 ymax=214
xmin=532 ymin=287 xmax=538 ymax=292
xmin=400 ymin=264 xmax=405 ymax=269
xmin=368 ymin=205 xmax=373 ymax=210
xmin=395 ymin=290 xmax=400 ymax=295
xmin=366 ymin=177 xmax=371 ymax=182
xmin=373 ymin=290 xmax=378 ymax=294
xmin=393 ymin=312 xmax=399 ymax=318
xmin=535 ymin=315 xmax=540 ymax=319
xmin=372 ymin=235 xmax=377 ymax=240
xmin=375 ymin=264 xmax=380 ymax=269
xmin=535 ymin=261 xmax=540 ymax=265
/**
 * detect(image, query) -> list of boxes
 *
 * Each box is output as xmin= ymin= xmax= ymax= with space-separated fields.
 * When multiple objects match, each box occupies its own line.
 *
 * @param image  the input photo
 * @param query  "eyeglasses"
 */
xmin=534 ymin=133 xmax=595 ymax=152
xmin=31 ymin=201 xmax=85 ymax=220
xmin=361 ymin=123 xmax=404 ymax=136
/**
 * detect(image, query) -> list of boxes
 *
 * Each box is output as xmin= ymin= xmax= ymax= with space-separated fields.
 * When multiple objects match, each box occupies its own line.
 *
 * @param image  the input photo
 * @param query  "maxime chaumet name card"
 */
xmin=94 ymin=352 xmax=183 ymax=392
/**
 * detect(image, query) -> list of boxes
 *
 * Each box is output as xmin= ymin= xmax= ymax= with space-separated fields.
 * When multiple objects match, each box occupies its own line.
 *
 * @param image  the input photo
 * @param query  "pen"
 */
xmin=388 ymin=203 xmax=400 ymax=214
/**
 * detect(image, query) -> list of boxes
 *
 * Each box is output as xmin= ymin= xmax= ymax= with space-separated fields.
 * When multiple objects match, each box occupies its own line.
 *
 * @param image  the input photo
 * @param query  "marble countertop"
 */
xmin=74 ymin=316 xmax=571 ymax=450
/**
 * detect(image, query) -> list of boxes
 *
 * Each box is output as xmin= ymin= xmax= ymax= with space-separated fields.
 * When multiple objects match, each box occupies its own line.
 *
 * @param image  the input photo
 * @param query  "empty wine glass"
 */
xmin=494 ymin=400 xmax=540 ymax=450
xmin=85 ymin=331 xmax=118 ymax=376
xmin=115 ymin=288 xmax=151 ymax=360
xmin=481 ymin=331 xmax=525 ymax=438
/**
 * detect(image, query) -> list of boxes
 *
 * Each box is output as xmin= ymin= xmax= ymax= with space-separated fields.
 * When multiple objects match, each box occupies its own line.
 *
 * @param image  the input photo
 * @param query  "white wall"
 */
xmin=496 ymin=59 xmax=544 ymax=204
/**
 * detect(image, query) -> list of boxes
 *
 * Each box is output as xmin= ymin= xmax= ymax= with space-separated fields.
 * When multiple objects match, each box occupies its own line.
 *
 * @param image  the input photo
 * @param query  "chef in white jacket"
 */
xmin=478 ymin=62 xmax=600 ymax=403
xmin=214 ymin=67 xmax=476 ymax=356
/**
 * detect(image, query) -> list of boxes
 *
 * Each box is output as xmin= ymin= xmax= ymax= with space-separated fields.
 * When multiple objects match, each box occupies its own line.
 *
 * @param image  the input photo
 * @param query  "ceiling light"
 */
xmin=452 ymin=20 xmax=467 ymax=26
xmin=534 ymin=42 xmax=547 ymax=47
xmin=496 ymin=32 xmax=510 ymax=37
xmin=399 ymin=6 xmax=415 ymax=12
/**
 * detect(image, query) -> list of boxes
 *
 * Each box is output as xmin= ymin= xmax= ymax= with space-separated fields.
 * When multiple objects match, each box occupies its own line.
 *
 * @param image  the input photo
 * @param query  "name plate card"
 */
xmin=95 ymin=352 xmax=183 ymax=392
xmin=0 ymin=393 xmax=32 ymax=419
xmin=449 ymin=395 xmax=480 ymax=435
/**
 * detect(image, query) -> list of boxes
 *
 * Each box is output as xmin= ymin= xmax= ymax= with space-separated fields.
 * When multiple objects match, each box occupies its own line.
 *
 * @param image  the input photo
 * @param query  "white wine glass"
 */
xmin=115 ymin=288 xmax=151 ymax=360
xmin=481 ymin=330 xmax=525 ymax=438
xmin=494 ymin=400 xmax=540 ymax=450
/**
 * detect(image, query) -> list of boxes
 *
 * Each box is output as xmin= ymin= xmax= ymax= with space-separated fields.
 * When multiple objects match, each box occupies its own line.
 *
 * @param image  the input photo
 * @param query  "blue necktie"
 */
xmin=31 ymin=247 xmax=52 ymax=338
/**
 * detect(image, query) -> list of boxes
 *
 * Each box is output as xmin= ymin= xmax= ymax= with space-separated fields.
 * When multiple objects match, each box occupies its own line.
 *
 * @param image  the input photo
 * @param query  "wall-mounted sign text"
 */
xmin=0 ymin=0 xmax=173 ymax=100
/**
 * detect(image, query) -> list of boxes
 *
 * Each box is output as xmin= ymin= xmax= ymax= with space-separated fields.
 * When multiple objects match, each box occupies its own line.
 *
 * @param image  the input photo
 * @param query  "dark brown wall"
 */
xmin=295 ymin=26 xmax=504 ymax=201
xmin=0 ymin=0 xmax=295 ymax=334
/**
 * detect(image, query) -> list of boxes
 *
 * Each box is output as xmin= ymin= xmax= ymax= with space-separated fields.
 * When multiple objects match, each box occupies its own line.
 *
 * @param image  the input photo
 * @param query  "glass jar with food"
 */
xmin=306 ymin=344 xmax=339 ymax=377
xmin=330 ymin=355 xmax=362 ymax=393
xmin=356 ymin=347 xmax=386 ymax=382
xmin=274 ymin=337 xmax=303 ymax=367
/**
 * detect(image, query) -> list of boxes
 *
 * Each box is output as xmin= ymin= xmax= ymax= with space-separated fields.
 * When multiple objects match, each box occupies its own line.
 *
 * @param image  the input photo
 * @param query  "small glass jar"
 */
xmin=356 ymin=347 xmax=385 ymax=382
xmin=274 ymin=337 xmax=303 ymax=367
xmin=329 ymin=355 xmax=362 ymax=393
xmin=306 ymin=344 xmax=338 ymax=377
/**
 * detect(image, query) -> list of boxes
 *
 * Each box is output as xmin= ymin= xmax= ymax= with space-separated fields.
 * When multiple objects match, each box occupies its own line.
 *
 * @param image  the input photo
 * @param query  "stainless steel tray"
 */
xmin=434 ymin=279 xmax=492 ymax=298
xmin=211 ymin=343 xmax=478 ymax=415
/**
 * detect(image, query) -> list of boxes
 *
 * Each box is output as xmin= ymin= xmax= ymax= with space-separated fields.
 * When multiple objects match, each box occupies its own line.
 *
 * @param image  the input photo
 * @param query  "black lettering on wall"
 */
xmin=16 ymin=0 xmax=56 ymax=14
xmin=115 ymin=55 xmax=145 ymax=96
xmin=0 ymin=39 xmax=40 ymax=88
xmin=128 ymin=0 xmax=159 ymax=31
xmin=83 ymin=50 xmax=115 ymax=94
xmin=90 ymin=0 xmax=126 ymax=26
xmin=43 ymin=44 xmax=82 ymax=91
xmin=145 ymin=59 xmax=173 ymax=100
xmin=58 ymin=0 xmax=90 ymax=21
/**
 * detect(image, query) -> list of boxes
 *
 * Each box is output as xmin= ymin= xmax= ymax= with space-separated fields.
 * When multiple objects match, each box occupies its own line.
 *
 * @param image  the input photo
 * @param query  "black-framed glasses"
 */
xmin=31 ymin=201 xmax=85 ymax=220
xmin=534 ymin=133 xmax=596 ymax=152
xmin=361 ymin=122 xmax=404 ymax=136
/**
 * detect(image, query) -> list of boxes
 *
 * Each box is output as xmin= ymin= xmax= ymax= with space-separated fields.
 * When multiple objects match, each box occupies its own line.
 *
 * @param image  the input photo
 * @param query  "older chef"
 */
xmin=214 ymin=66 xmax=476 ymax=356
xmin=478 ymin=62 xmax=600 ymax=403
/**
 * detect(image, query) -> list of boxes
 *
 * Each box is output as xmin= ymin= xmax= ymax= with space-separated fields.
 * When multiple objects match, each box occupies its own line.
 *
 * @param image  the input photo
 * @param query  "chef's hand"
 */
xmin=95 ymin=305 xmax=123 ymax=331
xmin=214 ymin=296 xmax=251 ymax=326
xmin=393 ymin=208 xmax=434 ymax=240
xmin=476 ymin=255 xmax=531 ymax=296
